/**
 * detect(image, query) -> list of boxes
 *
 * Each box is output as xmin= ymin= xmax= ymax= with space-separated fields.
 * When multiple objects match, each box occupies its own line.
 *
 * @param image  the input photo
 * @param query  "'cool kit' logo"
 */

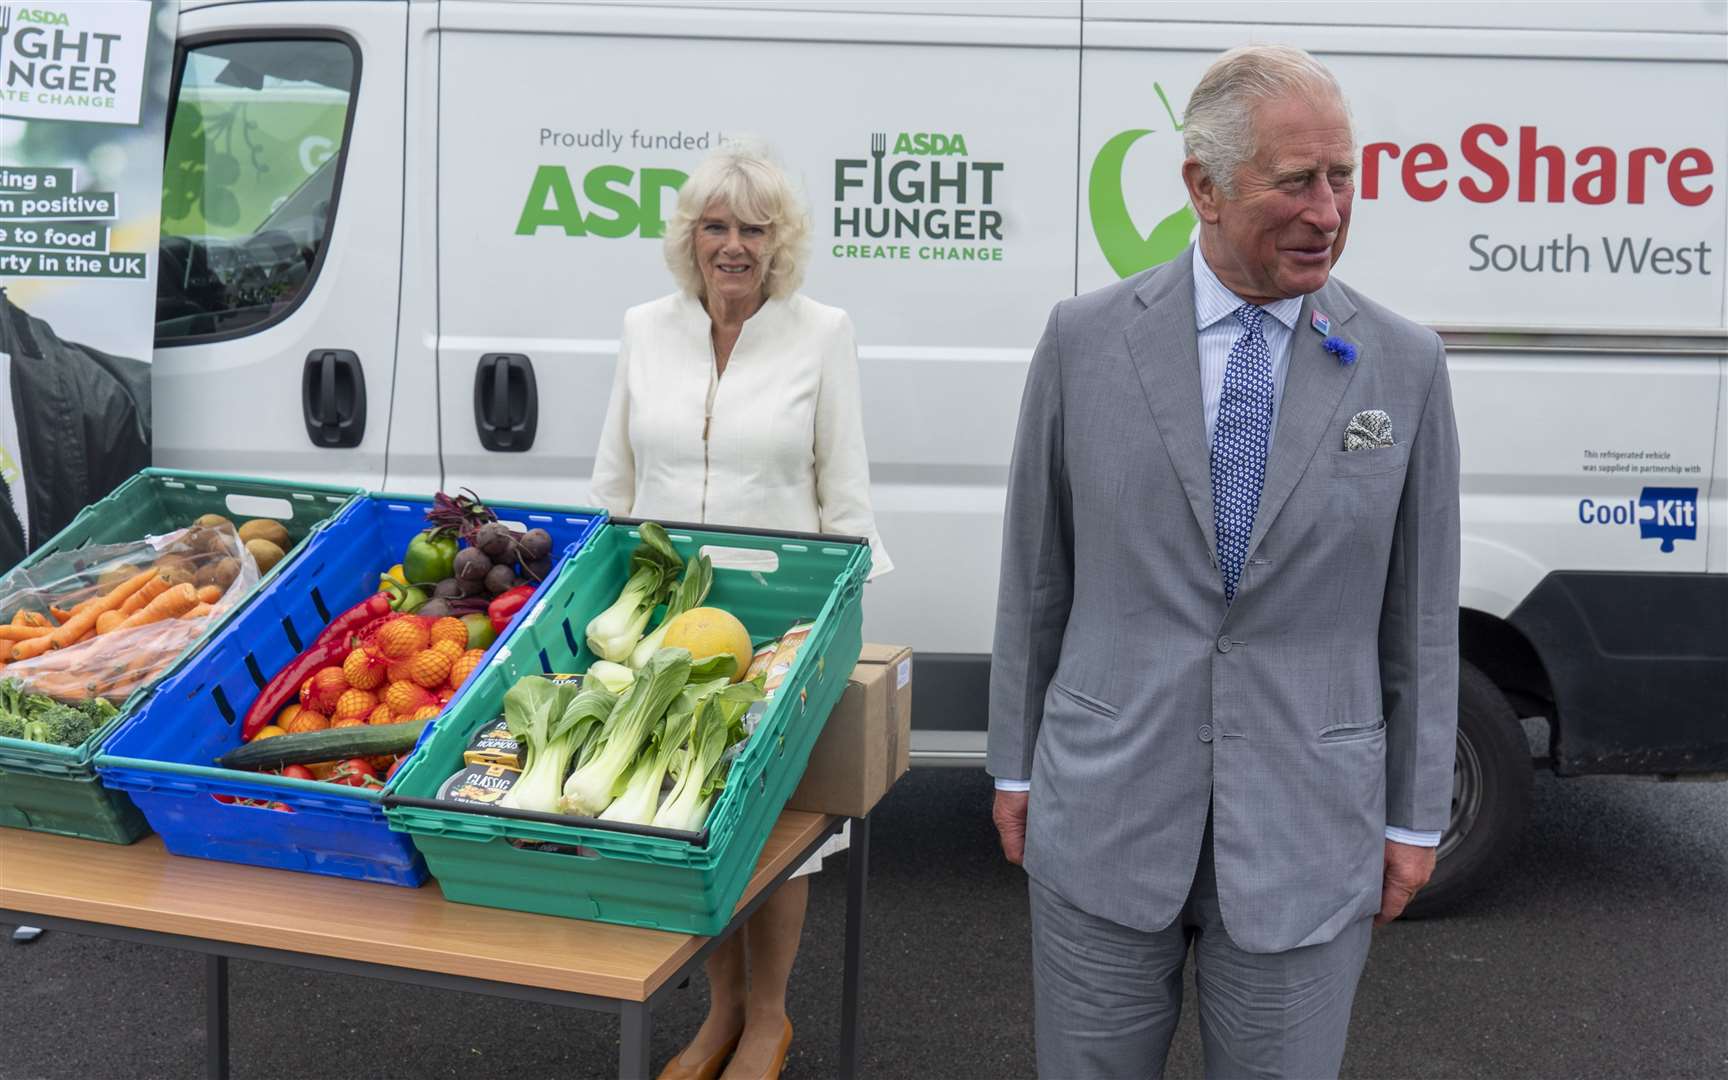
xmin=1090 ymin=82 xmax=1198 ymax=278
xmin=1577 ymin=487 xmax=1699 ymax=553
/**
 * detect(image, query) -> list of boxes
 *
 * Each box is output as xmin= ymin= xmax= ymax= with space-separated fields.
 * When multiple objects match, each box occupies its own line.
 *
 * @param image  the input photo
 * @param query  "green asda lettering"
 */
xmin=831 ymin=131 xmax=1007 ymax=263
xmin=515 ymin=164 xmax=688 ymax=239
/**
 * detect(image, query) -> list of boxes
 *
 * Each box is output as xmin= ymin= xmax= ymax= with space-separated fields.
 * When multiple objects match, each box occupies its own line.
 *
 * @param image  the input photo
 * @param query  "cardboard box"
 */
xmin=787 ymin=644 xmax=912 ymax=818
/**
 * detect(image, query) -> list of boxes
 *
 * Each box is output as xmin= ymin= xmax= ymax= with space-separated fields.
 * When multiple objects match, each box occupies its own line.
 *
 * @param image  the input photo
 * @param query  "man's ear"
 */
xmin=1182 ymin=159 xmax=1221 ymax=225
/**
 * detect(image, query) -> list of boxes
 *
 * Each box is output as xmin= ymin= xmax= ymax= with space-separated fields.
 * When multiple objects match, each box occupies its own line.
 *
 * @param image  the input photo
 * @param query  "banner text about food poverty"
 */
xmin=0 ymin=166 xmax=146 ymax=278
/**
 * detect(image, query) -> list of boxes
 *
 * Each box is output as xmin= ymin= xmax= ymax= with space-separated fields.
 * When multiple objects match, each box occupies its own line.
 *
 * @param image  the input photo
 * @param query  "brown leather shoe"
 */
xmin=656 ymin=1031 xmax=741 ymax=1080
xmin=758 ymin=1019 xmax=794 ymax=1080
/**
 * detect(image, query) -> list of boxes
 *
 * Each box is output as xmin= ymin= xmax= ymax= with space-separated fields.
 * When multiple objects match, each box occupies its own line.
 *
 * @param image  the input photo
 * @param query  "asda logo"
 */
xmin=1089 ymin=83 xmax=1197 ymax=278
xmin=515 ymin=164 xmax=688 ymax=239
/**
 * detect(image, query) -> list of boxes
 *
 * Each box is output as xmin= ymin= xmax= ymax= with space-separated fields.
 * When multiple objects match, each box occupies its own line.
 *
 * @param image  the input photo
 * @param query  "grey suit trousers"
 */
xmin=1029 ymin=830 xmax=1372 ymax=1080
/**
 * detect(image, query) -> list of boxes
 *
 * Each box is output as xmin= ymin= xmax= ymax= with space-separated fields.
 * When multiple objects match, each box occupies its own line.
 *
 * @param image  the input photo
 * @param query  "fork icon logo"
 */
xmin=870 ymin=132 xmax=887 ymax=204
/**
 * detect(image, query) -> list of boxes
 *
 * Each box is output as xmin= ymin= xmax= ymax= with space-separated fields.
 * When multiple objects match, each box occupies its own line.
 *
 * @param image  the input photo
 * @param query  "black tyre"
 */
xmin=1404 ymin=662 xmax=1532 ymax=917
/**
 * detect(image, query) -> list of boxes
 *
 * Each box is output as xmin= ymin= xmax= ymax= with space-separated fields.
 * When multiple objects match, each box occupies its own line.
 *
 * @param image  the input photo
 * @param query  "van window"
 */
xmin=155 ymin=38 xmax=357 ymax=344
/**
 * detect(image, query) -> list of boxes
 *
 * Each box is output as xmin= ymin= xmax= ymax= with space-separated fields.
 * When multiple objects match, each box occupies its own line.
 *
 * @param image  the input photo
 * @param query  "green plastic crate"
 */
xmin=384 ymin=520 xmax=868 ymax=934
xmin=0 ymin=468 xmax=360 ymax=842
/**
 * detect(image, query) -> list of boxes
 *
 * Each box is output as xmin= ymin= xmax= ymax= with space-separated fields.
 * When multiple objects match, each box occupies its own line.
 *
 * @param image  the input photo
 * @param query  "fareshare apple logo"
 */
xmin=1090 ymin=83 xmax=1198 ymax=278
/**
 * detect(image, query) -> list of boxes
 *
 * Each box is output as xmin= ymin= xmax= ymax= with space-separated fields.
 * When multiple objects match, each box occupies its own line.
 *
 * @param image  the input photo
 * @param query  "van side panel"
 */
xmin=435 ymin=2 xmax=1080 ymax=660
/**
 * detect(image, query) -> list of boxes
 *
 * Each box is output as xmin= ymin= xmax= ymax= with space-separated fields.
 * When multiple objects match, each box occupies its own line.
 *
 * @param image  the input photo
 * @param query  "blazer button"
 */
xmin=1199 ymin=724 xmax=1215 ymax=743
xmin=1215 ymin=635 xmax=1233 ymax=653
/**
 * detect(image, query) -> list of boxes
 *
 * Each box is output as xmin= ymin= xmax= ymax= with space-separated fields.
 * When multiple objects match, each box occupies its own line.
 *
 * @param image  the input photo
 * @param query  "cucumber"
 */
xmin=217 ymin=719 xmax=432 ymax=771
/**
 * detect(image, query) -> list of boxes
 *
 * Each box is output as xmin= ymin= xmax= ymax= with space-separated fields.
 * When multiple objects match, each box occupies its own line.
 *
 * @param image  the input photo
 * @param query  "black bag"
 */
xmin=0 ymin=288 xmax=152 ymax=574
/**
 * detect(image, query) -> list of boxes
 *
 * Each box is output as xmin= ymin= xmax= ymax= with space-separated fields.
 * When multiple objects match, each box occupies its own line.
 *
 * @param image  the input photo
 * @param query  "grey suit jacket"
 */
xmin=989 ymin=248 xmax=1460 ymax=954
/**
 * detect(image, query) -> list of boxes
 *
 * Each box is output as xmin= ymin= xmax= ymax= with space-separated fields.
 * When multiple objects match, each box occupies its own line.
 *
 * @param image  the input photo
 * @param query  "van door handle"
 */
xmin=473 ymin=353 xmax=538 ymax=452
xmin=301 ymin=349 xmax=366 ymax=448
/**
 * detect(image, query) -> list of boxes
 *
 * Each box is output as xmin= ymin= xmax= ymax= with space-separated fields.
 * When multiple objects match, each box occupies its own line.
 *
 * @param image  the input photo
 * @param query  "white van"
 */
xmin=150 ymin=0 xmax=1727 ymax=909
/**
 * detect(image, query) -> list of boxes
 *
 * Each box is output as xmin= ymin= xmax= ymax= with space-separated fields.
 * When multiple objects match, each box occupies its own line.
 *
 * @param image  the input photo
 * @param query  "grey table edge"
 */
xmin=1 ymin=811 xmax=871 ymax=1080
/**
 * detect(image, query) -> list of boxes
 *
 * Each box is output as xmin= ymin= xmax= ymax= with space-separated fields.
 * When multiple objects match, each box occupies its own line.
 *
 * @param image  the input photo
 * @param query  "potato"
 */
xmin=207 ymin=556 xmax=241 ymax=590
xmin=194 ymin=513 xmax=234 ymax=532
xmin=183 ymin=525 xmax=235 ymax=557
xmin=238 ymin=519 xmax=291 ymax=550
xmin=154 ymin=554 xmax=196 ymax=587
xmin=245 ymin=538 xmax=285 ymax=574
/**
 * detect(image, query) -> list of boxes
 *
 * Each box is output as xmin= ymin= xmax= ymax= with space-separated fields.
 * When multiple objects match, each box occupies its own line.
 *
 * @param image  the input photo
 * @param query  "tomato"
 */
xmin=279 ymin=764 xmax=315 ymax=781
xmin=326 ymin=757 xmax=381 ymax=788
xmin=385 ymin=755 xmax=407 ymax=781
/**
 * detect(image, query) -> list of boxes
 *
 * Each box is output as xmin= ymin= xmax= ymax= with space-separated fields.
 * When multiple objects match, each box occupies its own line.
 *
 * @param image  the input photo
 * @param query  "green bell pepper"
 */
xmin=403 ymin=529 xmax=458 ymax=585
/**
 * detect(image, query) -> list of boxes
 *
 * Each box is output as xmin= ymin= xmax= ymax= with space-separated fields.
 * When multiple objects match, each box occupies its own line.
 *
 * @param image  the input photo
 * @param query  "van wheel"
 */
xmin=1404 ymin=662 xmax=1532 ymax=917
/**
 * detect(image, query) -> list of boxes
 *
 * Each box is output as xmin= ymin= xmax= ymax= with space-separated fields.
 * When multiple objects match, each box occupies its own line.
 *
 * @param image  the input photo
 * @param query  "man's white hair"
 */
xmin=663 ymin=139 xmax=809 ymax=300
xmin=1183 ymin=44 xmax=1353 ymax=197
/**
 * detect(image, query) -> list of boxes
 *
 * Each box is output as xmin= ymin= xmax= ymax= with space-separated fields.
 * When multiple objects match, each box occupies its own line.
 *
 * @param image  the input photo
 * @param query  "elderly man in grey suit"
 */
xmin=989 ymin=44 xmax=1460 ymax=1079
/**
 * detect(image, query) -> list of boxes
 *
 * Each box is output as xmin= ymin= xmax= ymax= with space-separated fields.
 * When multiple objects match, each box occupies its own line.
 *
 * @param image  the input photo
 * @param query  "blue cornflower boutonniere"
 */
xmin=1322 ymin=336 xmax=1358 ymax=366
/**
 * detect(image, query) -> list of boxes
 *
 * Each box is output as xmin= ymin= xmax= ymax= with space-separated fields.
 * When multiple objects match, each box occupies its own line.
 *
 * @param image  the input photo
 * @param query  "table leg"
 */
xmin=619 ymin=1001 xmax=652 ymax=1080
xmin=839 ymin=812 xmax=870 ymax=1080
xmin=206 ymin=953 xmax=230 ymax=1080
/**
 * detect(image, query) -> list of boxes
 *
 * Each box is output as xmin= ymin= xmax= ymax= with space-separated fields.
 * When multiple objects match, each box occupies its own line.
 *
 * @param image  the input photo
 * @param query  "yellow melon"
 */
xmin=661 ymin=607 xmax=752 ymax=682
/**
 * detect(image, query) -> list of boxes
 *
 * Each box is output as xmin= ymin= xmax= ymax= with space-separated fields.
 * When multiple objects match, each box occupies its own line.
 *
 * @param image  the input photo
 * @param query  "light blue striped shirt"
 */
xmin=1193 ymin=247 xmax=1302 ymax=445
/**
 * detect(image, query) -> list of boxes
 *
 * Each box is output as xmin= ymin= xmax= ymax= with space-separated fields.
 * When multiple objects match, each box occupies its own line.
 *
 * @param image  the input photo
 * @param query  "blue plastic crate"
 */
xmin=95 ymin=494 xmax=604 ymax=886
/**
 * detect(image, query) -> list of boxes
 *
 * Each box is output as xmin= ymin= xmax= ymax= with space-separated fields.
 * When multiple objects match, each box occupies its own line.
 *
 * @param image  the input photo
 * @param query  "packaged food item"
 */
xmin=463 ymin=716 xmax=522 ymax=768
xmin=744 ymin=641 xmax=777 ymax=683
xmin=761 ymin=620 xmax=815 ymax=699
xmin=437 ymin=762 xmax=520 ymax=806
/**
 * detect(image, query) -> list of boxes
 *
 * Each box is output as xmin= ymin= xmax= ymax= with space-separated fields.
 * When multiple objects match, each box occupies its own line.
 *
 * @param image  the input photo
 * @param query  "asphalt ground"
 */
xmin=3 ymin=765 xmax=1725 ymax=1080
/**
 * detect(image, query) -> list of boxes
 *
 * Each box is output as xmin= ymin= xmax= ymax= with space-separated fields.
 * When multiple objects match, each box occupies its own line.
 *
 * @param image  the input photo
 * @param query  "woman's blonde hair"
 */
xmin=663 ymin=140 xmax=809 ymax=300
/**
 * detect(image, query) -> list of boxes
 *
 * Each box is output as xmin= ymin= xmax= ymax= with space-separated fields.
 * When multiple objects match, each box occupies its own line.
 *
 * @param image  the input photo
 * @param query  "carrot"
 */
xmin=12 ymin=610 xmax=50 ymax=629
xmin=113 ymin=575 xmax=169 ymax=621
xmin=49 ymin=606 xmax=74 ymax=623
xmin=183 ymin=602 xmax=214 ymax=620
xmin=196 ymin=585 xmax=221 ymax=605
xmin=10 ymin=636 xmax=53 ymax=662
xmin=0 ymin=625 xmax=51 ymax=642
xmin=96 ymin=611 xmax=123 ymax=634
xmin=49 ymin=569 xmax=158 ymax=649
xmin=115 ymin=582 xmax=199 ymax=630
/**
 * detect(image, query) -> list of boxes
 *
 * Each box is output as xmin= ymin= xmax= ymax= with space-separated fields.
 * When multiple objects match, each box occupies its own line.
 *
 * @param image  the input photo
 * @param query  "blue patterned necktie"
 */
xmin=1211 ymin=303 xmax=1275 ymax=604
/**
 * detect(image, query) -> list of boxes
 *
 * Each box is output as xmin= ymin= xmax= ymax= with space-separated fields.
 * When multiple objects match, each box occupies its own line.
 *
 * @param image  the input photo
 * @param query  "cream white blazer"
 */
xmin=590 ymin=290 xmax=893 ymax=578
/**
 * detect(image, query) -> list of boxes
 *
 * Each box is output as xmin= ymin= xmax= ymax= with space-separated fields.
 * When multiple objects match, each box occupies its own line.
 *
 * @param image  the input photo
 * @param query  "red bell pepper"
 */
xmin=487 ymin=585 xmax=535 ymax=633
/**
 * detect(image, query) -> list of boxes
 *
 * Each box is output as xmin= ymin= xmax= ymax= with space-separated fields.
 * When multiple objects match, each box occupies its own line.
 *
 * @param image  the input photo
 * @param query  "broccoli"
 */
xmin=21 ymin=701 xmax=98 ymax=747
xmin=0 ymin=711 xmax=25 ymax=740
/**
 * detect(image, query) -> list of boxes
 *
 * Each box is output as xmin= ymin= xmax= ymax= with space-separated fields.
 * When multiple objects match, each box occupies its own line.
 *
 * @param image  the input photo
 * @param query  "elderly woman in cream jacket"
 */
xmin=590 ymin=143 xmax=890 ymax=1080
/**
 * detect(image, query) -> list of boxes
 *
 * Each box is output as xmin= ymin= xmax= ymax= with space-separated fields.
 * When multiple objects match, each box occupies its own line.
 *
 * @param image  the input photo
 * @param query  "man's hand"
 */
xmin=993 ymin=789 xmax=1029 ymax=866
xmin=1376 ymin=840 xmax=1437 ymax=926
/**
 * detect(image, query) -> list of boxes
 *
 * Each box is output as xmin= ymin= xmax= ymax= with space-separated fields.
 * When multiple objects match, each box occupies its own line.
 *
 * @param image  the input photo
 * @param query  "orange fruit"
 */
xmin=409 ymin=705 xmax=441 ymax=722
xmin=333 ymin=688 xmax=379 ymax=722
xmin=405 ymin=648 xmax=452 ymax=689
xmin=343 ymin=648 xmax=387 ymax=690
xmin=376 ymin=617 xmax=430 ymax=660
xmin=368 ymin=703 xmax=395 ymax=726
xmin=250 ymin=725 xmax=287 ymax=742
xmin=447 ymin=651 xmax=481 ymax=690
xmin=281 ymin=708 xmax=329 ymax=735
xmin=301 ymin=667 xmax=349 ymax=713
xmin=429 ymin=617 xmax=468 ymax=651
xmin=383 ymin=681 xmax=435 ymax=716
xmin=431 ymin=638 xmax=464 ymax=662
xmin=276 ymin=704 xmax=301 ymax=728
xmin=331 ymin=715 xmax=366 ymax=729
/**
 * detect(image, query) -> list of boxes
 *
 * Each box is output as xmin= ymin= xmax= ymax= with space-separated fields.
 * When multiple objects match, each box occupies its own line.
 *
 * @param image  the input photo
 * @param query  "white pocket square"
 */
xmin=1344 ymin=410 xmax=1394 ymax=451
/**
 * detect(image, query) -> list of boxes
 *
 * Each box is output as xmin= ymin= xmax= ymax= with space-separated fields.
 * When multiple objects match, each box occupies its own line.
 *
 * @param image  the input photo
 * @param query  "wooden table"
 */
xmin=0 ymin=810 xmax=870 ymax=1080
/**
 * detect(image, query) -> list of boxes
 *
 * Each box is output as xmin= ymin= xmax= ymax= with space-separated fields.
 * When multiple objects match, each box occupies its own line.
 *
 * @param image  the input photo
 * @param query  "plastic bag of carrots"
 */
xmin=0 ymin=521 xmax=261 ymax=702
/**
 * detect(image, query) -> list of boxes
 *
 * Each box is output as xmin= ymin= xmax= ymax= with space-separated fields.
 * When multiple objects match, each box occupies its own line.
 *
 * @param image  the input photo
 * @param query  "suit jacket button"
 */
xmin=1199 ymin=724 xmax=1215 ymax=743
xmin=1215 ymin=635 xmax=1233 ymax=653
